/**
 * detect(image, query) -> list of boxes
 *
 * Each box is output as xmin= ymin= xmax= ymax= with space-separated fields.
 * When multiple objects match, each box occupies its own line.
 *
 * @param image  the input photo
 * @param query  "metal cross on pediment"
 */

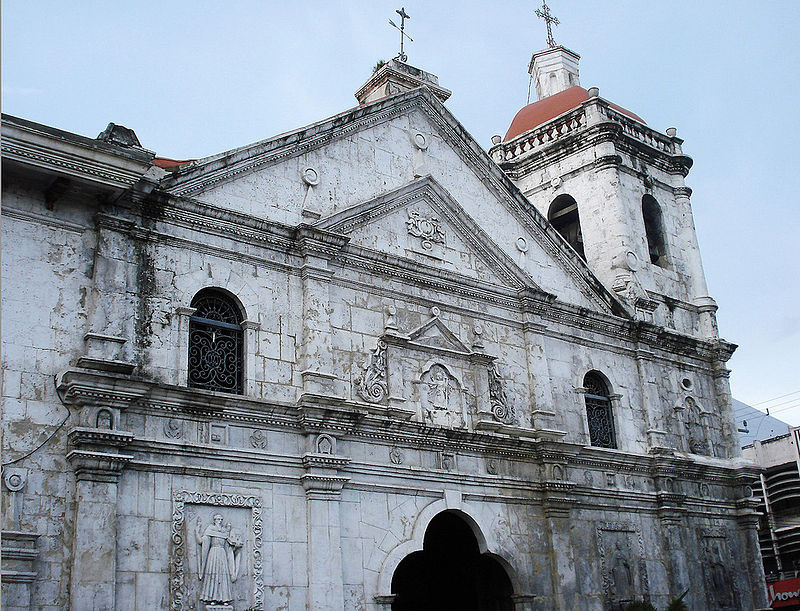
xmin=388 ymin=7 xmax=413 ymax=63
xmin=535 ymin=0 xmax=560 ymax=48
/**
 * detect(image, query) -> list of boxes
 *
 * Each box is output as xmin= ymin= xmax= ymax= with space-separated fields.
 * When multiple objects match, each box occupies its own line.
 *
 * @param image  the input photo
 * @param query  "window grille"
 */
xmin=188 ymin=290 xmax=243 ymax=394
xmin=584 ymin=372 xmax=616 ymax=448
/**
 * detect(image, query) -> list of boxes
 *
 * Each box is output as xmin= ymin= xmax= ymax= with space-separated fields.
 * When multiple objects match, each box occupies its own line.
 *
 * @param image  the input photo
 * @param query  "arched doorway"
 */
xmin=391 ymin=511 xmax=513 ymax=611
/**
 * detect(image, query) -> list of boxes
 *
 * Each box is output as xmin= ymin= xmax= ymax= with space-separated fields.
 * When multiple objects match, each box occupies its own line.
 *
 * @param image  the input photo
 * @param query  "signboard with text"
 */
xmin=769 ymin=577 xmax=800 ymax=608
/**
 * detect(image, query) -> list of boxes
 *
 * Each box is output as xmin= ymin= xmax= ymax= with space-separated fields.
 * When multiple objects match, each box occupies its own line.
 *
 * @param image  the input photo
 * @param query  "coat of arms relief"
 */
xmin=353 ymin=310 xmax=515 ymax=432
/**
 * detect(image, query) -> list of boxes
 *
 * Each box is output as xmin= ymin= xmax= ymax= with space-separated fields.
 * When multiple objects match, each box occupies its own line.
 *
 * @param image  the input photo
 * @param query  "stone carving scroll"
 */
xmin=355 ymin=340 xmax=388 ymax=403
xmin=488 ymin=365 xmax=516 ymax=424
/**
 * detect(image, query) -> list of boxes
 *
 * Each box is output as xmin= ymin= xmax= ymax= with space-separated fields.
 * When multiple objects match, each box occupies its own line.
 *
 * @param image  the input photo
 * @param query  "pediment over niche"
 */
xmin=353 ymin=313 xmax=519 ymax=433
xmin=406 ymin=316 xmax=471 ymax=354
xmin=315 ymin=176 xmax=543 ymax=292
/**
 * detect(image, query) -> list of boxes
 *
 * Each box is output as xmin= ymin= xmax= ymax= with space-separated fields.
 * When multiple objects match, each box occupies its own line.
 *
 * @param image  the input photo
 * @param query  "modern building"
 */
xmin=743 ymin=425 xmax=800 ymax=609
xmin=1 ymin=34 xmax=767 ymax=611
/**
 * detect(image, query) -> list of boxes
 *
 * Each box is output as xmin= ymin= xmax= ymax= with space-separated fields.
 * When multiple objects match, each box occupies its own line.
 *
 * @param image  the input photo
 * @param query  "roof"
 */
xmin=735 ymin=398 xmax=792 ymax=447
xmin=504 ymin=86 xmax=645 ymax=142
xmin=153 ymin=157 xmax=195 ymax=170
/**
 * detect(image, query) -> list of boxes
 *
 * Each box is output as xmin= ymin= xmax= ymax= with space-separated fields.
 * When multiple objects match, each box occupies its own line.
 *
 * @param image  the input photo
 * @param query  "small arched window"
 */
xmin=642 ymin=195 xmax=666 ymax=267
xmin=189 ymin=289 xmax=244 ymax=394
xmin=584 ymin=371 xmax=616 ymax=448
xmin=548 ymin=194 xmax=585 ymax=259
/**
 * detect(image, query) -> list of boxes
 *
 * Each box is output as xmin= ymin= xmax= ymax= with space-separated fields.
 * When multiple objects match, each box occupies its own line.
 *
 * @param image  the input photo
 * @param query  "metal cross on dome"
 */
xmin=535 ymin=0 xmax=560 ymax=48
xmin=388 ymin=7 xmax=413 ymax=63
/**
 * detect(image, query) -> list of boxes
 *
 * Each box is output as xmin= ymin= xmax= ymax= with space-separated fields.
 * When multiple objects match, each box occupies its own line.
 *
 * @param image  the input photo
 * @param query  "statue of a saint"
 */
xmin=610 ymin=540 xmax=633 ymax=602
xmin=709 ymin=544 xmax=734 ymax=608
xmin=427 ymin=365 xmax=450 ymax=410
xmin=194 ymin=514 xmax=243 ymax=604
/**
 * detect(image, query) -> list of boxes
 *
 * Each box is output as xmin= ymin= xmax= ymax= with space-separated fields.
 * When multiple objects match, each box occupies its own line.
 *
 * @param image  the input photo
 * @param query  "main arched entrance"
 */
xmin=390 ymin=511 xmax=514 ymax=611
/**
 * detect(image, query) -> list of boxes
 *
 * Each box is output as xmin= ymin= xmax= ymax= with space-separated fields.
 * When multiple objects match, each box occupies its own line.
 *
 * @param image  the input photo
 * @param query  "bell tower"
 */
xmin=490 ymin=36 xmax=718 ymax=339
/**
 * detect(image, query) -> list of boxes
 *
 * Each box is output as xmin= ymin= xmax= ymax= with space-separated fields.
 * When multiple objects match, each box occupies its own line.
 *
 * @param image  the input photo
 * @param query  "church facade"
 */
xmin=1 ymin=42 xmax=767 ymax=610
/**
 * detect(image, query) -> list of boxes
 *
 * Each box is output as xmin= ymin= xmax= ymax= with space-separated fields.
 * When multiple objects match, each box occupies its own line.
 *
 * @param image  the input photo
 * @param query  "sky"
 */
xmin=3 ymin=1 xmax=799 ymax=427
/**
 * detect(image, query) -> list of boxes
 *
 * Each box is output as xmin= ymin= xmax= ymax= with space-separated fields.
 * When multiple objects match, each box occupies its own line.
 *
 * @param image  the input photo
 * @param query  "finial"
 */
xmin=535 ymin=0 xmax=560 ymax=48
xmin=388 ymin=7 xmax=413 ymax=63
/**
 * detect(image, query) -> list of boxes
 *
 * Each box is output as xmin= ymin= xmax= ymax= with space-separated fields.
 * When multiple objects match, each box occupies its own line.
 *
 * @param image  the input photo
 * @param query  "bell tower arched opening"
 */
xmin=390 ymin=511 xmax=513 ymax=610
xmin=548 ymin=194 xmax=585 ymax=259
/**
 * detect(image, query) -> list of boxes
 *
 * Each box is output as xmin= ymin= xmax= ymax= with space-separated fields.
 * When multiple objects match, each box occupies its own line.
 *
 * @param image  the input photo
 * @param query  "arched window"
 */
xmin=548 ymin=194 xmax=585 ymax=259
xmin=641 ymin=195 xmax=666 ymax=267
xmin=584 ymin=371 xmax=616 ymax=448
xmin=189 ymin=289 xmax=244 ymax=394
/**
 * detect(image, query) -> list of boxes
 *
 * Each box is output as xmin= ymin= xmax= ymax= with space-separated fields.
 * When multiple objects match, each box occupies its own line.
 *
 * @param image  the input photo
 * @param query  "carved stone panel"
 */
xmin=596 ymin=522 xmax=649 ymax=609
xmin=418 ymin=363 xmax=465 ymax=428
xmin=699 ymin=530 xmax=737 ymax=610
xmin=170 ymin=491 xmax=263 ymax=611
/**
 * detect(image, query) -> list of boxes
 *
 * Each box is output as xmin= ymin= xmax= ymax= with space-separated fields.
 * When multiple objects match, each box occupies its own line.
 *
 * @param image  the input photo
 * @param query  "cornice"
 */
xmin=1 ymin=116 xmax=153 ymax=190
xmin=158 ymin=87 xmax=627 ymax=319
xmin=161 ymin=92 xmax=429 ymax=197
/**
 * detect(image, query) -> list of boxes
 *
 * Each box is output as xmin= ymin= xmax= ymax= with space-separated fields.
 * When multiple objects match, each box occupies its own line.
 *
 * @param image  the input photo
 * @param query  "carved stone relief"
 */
xmin=210 ymin=424 xmax=227 ymax=445
xmin=406 ymin=209 xmax=445 ymax=250
xmin=170 ymin=491 xmax=263 ymax=611
xmin=96 ymin=408 xmax=113 ymax=430
xmin=419 ymin=364 xmax=465 ymax=428
xmin=488 ymin=365 xmax=516 ymax=425
xmin=389 ymin=447 xmax=404 ymax=465
xmin=700 ymin=533 xmax=737 ymax=610
xmin=596 ymin=522 xmax=649 ymax=609
xmin=685 ymin=396 xmax=711 ymax=455
xmin=440 ymin=452 xmax=455 ymax=471
xmin=315 ymin=434 xmax=335 ymax=455
xmin=165 ymin=418 xmax=183 ymax=439
xmin=354 ymin=340 xmax=388 ymax=403
xmin=249 ymin=430 xmax=268 ymax=449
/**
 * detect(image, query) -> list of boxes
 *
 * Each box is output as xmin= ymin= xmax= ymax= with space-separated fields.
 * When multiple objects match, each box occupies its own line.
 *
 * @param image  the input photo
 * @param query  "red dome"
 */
xmin=504 ymin=86 xmax=644 ymax=142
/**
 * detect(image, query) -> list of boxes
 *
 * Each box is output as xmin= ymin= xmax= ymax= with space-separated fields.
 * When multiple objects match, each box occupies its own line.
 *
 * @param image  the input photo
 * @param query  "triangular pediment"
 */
xmin=406 ymin=316 xmax=471 ymax=354
xmin=316 ymin=176 xmax=540 ymax=291
xmin=158 ymin=87 xmax=629 ymax=318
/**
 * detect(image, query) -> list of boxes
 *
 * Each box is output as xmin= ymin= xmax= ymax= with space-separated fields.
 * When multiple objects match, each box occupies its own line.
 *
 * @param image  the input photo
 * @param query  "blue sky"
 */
xmin=4 ymin=1 xmax=799 ymax=426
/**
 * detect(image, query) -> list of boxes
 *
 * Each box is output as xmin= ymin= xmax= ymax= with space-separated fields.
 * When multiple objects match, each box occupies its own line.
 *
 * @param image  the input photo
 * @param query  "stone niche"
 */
xmin=355 ymin=313 xmax=515 ymax=431
xmin=170 ymin=491 xmax=263 ymax=611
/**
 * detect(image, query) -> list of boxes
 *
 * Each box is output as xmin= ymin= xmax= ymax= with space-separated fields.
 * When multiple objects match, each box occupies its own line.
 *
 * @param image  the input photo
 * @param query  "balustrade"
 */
xmin=492 ymin=99 xmax=676 ymax=163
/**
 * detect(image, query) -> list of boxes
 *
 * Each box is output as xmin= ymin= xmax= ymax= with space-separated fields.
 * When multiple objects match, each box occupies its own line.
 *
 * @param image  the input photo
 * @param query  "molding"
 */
xmin=1 ymin=205 xmax=87 ymax=233
xmin=316 ymin=175 xmax=548 ymax=294
xmin=2 ymin=115 xmax=153 ymax=190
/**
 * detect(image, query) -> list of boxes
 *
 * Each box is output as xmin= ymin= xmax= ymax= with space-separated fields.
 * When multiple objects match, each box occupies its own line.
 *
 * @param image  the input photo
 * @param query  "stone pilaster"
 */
xmin=673 ymin=186 xmax=718 ymax=338
xmin=519 ymin=293 xmax=561 ymax=434
xmin=66 ymin=427 xmax=133 ymax=610
xmin=295 ymin=226 xmax=349 ymax=397
xmin=175 ymin=305 xmax=196 ymax=386
xmin=542 ymin=481 xmax=578 ymax=610
xmin=242 ymin=319 xmax=261 ymax=395
xmin=301 ymin=448 xmax=350 ymax=611
xmin=734 ymin=477 xmax=769 ymax=609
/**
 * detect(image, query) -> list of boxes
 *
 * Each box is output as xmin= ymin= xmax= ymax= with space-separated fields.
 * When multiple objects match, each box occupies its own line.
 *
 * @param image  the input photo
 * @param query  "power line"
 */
xmin=752 ymin=389 xmax=800 ymax=406
xmin=735 ymin=396 xmax=800 ymax=413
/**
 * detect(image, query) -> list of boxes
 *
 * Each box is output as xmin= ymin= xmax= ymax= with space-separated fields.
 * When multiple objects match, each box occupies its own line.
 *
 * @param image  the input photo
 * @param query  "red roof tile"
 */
xmin=504 ymin=86 xmax=644 ymax=141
